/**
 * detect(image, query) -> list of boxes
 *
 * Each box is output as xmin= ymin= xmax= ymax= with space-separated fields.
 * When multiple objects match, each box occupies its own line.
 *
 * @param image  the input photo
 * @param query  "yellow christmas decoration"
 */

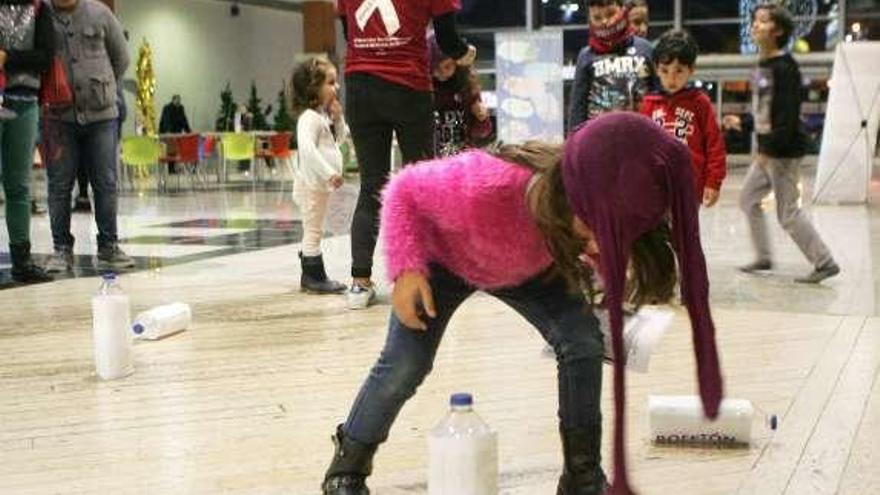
xmin=136 ymin=39 xmax=157 ymax=136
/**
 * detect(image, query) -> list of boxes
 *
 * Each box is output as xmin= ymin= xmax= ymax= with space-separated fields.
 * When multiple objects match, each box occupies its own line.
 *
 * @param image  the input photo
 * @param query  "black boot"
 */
xmin=10 ymin=242 xmax=52 ymax=284
xmin=557 ymin=423 xmax=608 ymax=495
xmin=322 ymin=425 xmax=377 ymax=495
xmin=301 ymin=253 xmax=346 ymax=294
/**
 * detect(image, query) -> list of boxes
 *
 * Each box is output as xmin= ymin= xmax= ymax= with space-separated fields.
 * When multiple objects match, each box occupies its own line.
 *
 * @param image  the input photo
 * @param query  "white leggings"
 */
xmin=294 ymin=187 xmax=330 ymax=257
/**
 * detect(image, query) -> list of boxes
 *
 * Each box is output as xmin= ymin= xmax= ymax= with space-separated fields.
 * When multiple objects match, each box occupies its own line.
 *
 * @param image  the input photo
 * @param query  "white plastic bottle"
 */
xmin=428 ymin=393 xmax=498 ymax=495
xmin=132 ymin=303 xmax=191 ymax=340
xmin=91 ymin=273 xmax=133 ymax=380
xmin=648 ymin=395 xmax=777 ymax=446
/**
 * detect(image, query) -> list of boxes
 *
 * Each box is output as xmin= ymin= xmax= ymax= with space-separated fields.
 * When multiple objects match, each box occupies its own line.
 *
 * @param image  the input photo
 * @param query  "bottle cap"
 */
xmin=132 ymin=323 xmax=144 ymax=335
xmin=450 ymin=393 xmax=473 ymax=407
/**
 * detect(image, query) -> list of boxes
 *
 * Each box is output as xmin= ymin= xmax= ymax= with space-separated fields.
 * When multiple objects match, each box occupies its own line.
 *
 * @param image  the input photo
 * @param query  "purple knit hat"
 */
xmin=562 ymin=113 xmax=724 ymax=495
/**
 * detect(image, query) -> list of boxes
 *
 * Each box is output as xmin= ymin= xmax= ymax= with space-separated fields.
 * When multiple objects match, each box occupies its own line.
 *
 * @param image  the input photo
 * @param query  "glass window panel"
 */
xmin=684 ymin=0 xmax=740 ymax=20
xmin=465 ymin=32 xmax=497 ymax=64
xmin=541 ymin=0 xmax=672 ymax=26
xmin=846 ymin=15 xmax=880 ymax=41
xmin=848 ymin=0 xmax=880 ymax=14
xmin=459 ymin=0 xmax=526 ymax=28
xmin=686 ymin=23 xmax=744 ymax=53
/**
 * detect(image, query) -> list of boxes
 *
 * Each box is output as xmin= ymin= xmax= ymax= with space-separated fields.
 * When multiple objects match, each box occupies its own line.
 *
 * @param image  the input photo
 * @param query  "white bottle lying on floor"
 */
xmin=428 ymin=393 xmax=498 ymax=495
xmin=648 ymin=395 xmax=777 ymax=446
xmin=91 ymin=273 xmax=133 ymax=380
xmin=132 ymin=303 xmax=191 ymax=340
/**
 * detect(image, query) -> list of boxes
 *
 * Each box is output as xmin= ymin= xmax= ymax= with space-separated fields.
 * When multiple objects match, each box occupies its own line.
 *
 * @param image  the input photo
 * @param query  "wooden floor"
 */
xmin=1 ymin=236 xmax=878 ymax=495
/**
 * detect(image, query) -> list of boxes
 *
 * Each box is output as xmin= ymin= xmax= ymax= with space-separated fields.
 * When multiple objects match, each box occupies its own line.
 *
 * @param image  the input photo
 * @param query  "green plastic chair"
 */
xmin=120 ymin=136 xmax=162 ymax=191
xmin=220 ymin=132 xmax=256 ymax=182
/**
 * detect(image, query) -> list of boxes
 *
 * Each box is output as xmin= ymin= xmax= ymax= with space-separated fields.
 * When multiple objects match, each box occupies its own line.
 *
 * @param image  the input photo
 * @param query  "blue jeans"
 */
xmin=344 ymin=267 xmax=604 ymax=445
xmin=45 ymin=119 xmax=119 ymax=249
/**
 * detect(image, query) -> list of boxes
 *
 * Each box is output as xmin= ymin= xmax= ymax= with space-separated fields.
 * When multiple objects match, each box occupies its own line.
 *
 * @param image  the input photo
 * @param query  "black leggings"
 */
xmin=346 ymin=73 xmax=434 ymax=279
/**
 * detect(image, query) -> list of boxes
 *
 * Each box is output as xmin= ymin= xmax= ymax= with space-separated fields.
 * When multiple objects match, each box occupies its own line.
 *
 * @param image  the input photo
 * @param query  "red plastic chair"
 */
xmin=160 ymin=133 xmax=203 ymax=190
xmin=268 ymin=132 xmax=293 ymax=159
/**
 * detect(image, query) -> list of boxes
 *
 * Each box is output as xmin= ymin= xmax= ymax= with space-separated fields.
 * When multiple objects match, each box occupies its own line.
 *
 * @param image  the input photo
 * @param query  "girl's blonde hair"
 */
xmin=488 ymin=141 xmax=677 ymax=306
xmin=289 ymin=56 xmax=335 ymax=117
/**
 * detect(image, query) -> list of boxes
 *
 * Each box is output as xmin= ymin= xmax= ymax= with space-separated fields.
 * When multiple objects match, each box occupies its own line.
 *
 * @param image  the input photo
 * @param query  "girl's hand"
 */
xmin=392 ymin=271 xmax=436 ymax=331
xmin=457 ymin=44 xmax=477 ymax=67
xmin=328 ymin=98 xmax=343 ymax=122
xmin=702 ymin=187 xmax=720 ymax=207
xmin=329 ymin=174 xmax=344 ymax=189
xmin=471 ymin=101 xmax=489 ymax=121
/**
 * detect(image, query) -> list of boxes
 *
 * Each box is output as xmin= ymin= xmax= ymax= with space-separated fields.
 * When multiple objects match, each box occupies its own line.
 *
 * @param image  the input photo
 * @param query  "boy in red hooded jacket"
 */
xmin=640 ymin=30 xmax=727 ymax=207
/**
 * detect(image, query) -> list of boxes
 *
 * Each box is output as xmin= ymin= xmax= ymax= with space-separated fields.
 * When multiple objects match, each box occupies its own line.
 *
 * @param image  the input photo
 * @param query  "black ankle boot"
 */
xmin=557 ymin=423 xmax=608 ymax=495
xmin=10 ymin=242 xmax=52 ymax=284
xmin=300 ymin=253 xmax=346 ymax=294
xmin=322 ymin=425 xmax=377 ymax=495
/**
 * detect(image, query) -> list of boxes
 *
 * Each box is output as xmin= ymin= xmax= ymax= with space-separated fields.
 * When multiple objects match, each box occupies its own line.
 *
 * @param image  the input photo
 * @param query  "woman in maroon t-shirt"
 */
xmin=337 ymin=0 xmax=475 ymax=310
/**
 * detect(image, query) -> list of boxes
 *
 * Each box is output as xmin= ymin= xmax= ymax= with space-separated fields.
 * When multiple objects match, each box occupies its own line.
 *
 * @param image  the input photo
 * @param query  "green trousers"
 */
xmin=0 ymin=99 xmax=38 ymax=245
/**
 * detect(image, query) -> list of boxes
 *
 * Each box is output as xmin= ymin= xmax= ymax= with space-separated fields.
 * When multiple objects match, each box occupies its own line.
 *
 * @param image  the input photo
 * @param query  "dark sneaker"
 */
xmin=72 ymin=196 xmax=92 ymax=213
xmin=31 ymin=200 xmax=47 ymax=215
xmin=97 ymin=245 xmax=136 ymax=270
xmin=45 ymin=249 xmax=74 ymax=273
xmin=739 ymin=260 xmax=772 ymax=273
xmin=795 ymin=262 xmax=840 ymax=284
xmin=12 ymin=263 xmax=52 ymax=284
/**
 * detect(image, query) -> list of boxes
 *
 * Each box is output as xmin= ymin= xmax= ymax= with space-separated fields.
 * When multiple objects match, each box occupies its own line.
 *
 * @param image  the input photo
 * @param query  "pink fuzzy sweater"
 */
xmin=381 ymin=151 xmax=554 ymax=289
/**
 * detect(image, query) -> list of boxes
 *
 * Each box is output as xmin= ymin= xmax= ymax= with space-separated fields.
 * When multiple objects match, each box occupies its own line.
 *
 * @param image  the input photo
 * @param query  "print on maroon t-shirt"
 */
xmin=338 ymin=0 xmax=461 ymax=92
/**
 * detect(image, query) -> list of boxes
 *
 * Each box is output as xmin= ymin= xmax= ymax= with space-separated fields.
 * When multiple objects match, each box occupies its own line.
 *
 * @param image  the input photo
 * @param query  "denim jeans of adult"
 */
xmin=346 ymin=73 xmax=434 ymax=279
xmin=45 ymin=118 xmax=120 ymax=250
xmin=343 ymin=266 xmax=605 ymax=445
xmin=0 ymin=99 xmax=39 ymax=245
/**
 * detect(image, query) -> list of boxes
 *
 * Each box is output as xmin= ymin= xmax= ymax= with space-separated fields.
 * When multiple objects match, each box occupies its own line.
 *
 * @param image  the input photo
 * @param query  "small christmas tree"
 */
xmin=273 ymin=87 xmax=295 ymax=132
xmin=246 ymin=81 xmax=272 ymax=131
xmin=215 ymin=82 xmax=236 ymax=131
xmin=273 ymin=86 xmax=297 ymax=148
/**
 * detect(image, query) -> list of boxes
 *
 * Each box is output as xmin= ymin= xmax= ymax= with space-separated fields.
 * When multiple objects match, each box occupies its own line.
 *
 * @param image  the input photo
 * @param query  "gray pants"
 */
xmin=739 ymin=156 xmax=833 ymax=268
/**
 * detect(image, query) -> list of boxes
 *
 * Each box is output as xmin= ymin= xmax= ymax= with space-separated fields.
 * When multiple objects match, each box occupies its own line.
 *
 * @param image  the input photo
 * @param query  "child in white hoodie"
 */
xmin=291 ymin=56 xmax=348 ymax=294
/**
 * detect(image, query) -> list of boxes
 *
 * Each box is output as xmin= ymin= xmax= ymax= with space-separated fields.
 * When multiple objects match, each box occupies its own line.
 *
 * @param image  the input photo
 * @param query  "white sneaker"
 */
xmin=347 ymin=284 xmax=376 ymax=310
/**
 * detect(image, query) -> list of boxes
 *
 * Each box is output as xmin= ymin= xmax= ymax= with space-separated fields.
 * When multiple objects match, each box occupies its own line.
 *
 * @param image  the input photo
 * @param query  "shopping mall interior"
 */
xmin=1 ymin=1 xmax=879 ymax=494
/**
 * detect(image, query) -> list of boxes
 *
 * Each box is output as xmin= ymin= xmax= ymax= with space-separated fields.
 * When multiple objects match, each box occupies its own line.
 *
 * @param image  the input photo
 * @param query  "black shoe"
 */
xmin=738 ymin=260 xmax=772 ymax=273
xmin=557 ymin=424 xmax=607 ymax=495
xmin=97 ymin=244 xmax=136 ymax=270
xmin=9 ymin=242 xmax=53 ymax=284
xmin=301 ymin=253 xmax=346 ymax=294
xmin=795 ymin=262 xmax=840 ymax=284
xmin=322 ymin=425 xmax=376 ymax=495
xmin=72 ymin=196 xmax=91 ymax=213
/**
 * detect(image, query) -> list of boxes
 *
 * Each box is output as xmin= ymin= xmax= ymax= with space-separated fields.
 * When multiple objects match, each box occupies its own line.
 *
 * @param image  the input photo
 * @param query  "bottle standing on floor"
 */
xmin=132 ymin=302 xmax=191 ymax=340
xmin=91 ymin=273 xmax=133 ymax=380
xmin=428 ymin=393 xmax=498 ymax=495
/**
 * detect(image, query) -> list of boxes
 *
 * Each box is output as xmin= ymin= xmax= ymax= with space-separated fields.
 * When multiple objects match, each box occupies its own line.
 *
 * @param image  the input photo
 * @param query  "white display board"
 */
xmin=495 ymin=31 xmax=564 ymax=144
xmin=813 ymin=42 xmax=880 ymax=204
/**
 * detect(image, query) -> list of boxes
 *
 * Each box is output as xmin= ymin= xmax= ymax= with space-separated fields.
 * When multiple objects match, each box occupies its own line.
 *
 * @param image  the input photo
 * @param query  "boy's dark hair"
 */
xmin=588 ymin=0 xmax=624 ymax=7
xmin=289 ymin=56 xmax=334 ymax=117
xmin=653 ymin=29 xmax=699 ymax=67
xmin=753 ymin=3 xmax=795 ymax=48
